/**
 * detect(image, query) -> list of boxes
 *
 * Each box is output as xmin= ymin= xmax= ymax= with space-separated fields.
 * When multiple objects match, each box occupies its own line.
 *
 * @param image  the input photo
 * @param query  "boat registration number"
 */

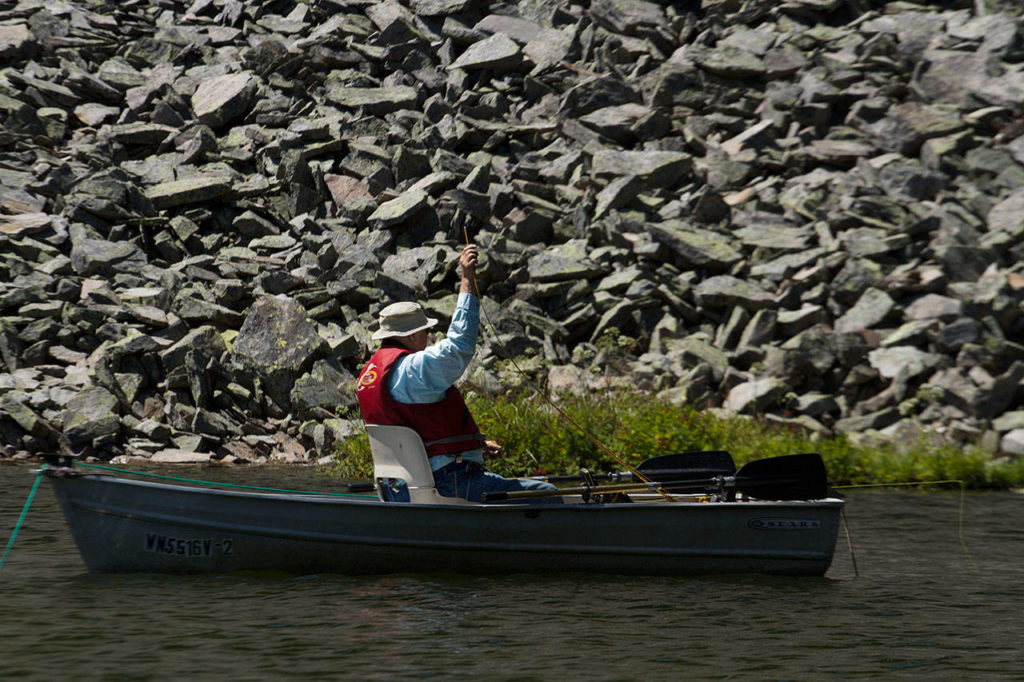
xmin=144 ymin=533 xmax=234 ymax=557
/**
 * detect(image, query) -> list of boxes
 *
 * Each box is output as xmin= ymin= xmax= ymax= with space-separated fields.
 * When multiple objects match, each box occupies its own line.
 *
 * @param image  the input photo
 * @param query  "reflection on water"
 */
xmin=1 ymin=464 xmax=1021 ymax=680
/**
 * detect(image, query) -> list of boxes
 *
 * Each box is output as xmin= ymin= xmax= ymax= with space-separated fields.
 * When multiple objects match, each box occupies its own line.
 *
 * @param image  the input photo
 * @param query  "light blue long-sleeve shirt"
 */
xmin=387 ymin=292 xmax=484 ymax=471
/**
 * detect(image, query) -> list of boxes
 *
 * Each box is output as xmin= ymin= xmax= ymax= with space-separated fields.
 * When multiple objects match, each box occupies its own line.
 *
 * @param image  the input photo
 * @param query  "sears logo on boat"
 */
xmin=748 ymin=518 xmax=821 ymax=531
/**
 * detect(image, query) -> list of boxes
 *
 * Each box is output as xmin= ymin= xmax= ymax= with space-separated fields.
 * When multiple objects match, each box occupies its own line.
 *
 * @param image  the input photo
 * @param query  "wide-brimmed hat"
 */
xmin=372 ymin=301 xmax=439 ymax=340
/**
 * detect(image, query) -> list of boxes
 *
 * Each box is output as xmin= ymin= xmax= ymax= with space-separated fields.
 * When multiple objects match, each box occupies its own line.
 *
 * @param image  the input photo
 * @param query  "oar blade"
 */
xmin=734 ymin=453 xmax=829 ymax=501
xmin=637 ymin=450 xmax=736 ymax=493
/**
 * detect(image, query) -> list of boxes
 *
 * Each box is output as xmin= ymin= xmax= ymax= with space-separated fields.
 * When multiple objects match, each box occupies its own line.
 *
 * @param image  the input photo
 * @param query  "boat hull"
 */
xmin=47 ymin=472 xmax=844 ymax=576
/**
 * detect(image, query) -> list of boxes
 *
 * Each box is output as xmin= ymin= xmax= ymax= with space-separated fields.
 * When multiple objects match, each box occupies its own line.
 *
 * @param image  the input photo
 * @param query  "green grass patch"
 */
xmin=326 ymin=391 xmax=1023 ymax=489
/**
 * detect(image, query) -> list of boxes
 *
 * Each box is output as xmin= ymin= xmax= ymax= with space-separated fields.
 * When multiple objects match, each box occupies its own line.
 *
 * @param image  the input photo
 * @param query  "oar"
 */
xmin=483 ymin=453 xmax=829 ymax=502
xmin=730 ymin=453 xmax=829 ymax=501
xmin=638 ymin=449 xmax=735 ymax=475
xmin=532 ymin=450 xmax=736 ymax=485
xmin=634 ymin=449 xmax=737 ymax=493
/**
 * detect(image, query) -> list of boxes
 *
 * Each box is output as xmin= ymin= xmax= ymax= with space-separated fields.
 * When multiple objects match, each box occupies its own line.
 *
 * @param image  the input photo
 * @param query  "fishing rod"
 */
xmin=461 ymin=220 xmax=677 ymax=501
xmin=484 ymin=453 xmax=830 ymax=502
xmin=531 ymin=450 xmax=736 ymax=482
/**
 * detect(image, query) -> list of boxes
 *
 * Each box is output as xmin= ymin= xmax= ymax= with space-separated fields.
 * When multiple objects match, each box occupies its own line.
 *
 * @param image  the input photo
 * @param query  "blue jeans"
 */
xmin=434 ymin=462 xmax=563 ymax=504
xmin=380 ymin=462 xmax=562 ymax=504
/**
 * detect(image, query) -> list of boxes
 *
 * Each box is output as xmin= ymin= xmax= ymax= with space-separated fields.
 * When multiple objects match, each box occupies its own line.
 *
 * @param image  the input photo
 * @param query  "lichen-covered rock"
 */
xmin=291 ymin=357 xmax=357 ymax=414
xmin=368 ymin=190 xmax=429 ymax=228
xmin=834 ymin=288 xmax=896 ymax=334
xmin=325 ymin=86 xmax=419 ymax=115
xmin=232 ymin=296 xmax=328 ymax=410
xmin=527 ymin=240 xmax=608 ymax=283
xmin=647 ymin=223 xmax=743 ymax=271
xmin=146 ymin=176 xmax=233 ymax=210
xmin=62 ymin=386 xmax=121 ymax=448
xmin=591 ymin=150 xmax=692 ymax=188
xmin=694 ymin=276 xmax=774 ymax=312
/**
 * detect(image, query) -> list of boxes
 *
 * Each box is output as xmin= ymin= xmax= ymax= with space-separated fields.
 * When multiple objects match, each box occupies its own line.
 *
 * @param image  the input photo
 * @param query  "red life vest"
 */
xmin=356 ymin=346 xmax=483 ymax=457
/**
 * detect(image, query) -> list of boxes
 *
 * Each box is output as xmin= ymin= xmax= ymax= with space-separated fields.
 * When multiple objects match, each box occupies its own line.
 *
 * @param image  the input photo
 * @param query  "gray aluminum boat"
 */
xmin=44 ymin=425 xmax=844 ymax=576
xmin=46 ymin=470 xmax=843 ymax=576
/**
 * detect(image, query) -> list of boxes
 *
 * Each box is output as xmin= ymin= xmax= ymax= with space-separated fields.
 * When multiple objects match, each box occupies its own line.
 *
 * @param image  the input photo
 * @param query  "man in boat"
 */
xmin=356 ymin=244 xmax=560 ymax=503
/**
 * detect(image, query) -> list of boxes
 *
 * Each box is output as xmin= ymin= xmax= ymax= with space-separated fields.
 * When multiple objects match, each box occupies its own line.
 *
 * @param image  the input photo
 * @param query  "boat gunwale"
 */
xmin=47 ymin=471 xmax=846 ymax=512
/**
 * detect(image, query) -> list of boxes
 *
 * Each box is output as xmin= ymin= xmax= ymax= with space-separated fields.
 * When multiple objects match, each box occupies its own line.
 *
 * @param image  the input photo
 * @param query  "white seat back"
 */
xmin=365 ymin=424 xmax=475 ymax=505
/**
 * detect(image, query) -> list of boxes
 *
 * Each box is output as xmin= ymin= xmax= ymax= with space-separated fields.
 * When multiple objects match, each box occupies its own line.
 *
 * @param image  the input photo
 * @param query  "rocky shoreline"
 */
xmin=1 ymin=0 xmax=1023 ymax=466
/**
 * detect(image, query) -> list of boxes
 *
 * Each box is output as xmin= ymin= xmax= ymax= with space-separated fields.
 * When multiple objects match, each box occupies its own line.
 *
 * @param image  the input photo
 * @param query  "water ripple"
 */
xmin=2 ymin=470 xmax=1022 ymax=680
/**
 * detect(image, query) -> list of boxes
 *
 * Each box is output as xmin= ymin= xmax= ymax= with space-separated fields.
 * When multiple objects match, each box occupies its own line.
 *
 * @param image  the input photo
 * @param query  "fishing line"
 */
xmin=834 ymin=479 xmax=976 ymax=570
xmin=460 ymin=226 xmax=675 ymax=501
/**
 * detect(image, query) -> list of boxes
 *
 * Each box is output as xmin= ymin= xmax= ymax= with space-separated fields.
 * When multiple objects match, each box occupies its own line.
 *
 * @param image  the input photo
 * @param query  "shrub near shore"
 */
xmin=329 ymin=392 xmax=1024 ymax=490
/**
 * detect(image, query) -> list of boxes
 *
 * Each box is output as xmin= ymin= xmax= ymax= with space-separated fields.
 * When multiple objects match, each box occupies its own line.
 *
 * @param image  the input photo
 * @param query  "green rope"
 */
xmin=74 ymin=462 xmax=375 ymax=498
xmin=0 ymin=466 xmax=45 ymax=573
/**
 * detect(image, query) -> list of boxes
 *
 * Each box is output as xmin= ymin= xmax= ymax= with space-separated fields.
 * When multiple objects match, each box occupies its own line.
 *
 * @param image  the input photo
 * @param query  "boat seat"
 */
xmin=365 ymin=424 xmax=475 ymax=505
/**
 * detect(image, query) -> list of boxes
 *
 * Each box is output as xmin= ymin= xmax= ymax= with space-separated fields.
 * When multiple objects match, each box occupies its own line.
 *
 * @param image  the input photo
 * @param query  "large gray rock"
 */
xmin=232 ymin=296 xmax=328 ymax=410
xmin=524 ymin=28 xmax=576 ymax=66
xmin=368 ymin=190 xmax=429 ymax=227
xmin=589 ymin=0 xmax=664 ymax=34
xmin=474 ymin=15 xmax=544 ymax=44
xmin=986 ymin=188 xmax=1024 ymax=236
xmin=527 ymin=240 xmax=608 ymax=283
xmin=999 ymin=429 xmax=1024 ymax=455
xmin=291 ymin=358 xmax=357 ymax=414
xmin=591 ymin=151 xmax=692 ymax=188
xmin=694 ymin=276 xmax=774 ymax=311
xmin=192 ymin=71 xmax=258 ymax=128
xmin=62 ymin=386 xmax=121 ymax=448
xmin=647 ymin=223 xmax=743 ymax=270
xmin=834 ymin=288 xmax=896 ymax=334
xmin=724 ymin=377 xmax=788 ymax=415
xmin=70 ymin=239 xmax=148 ymax=277
xmin=0 ymin=24 xmax=35 ymax=61
xmin=449 ymin=32 xmax=522 ymax=72
xmin=868 ymin=346 xmax=942 ymax=381
xmin=325 ymin=85 xmax=419 ymax=115
xmin=690 ymin=44 xmax=767 ymax=79
xmin=904 ymin=294 xmax=963 ymax=321
xmin=579 ymin=104 xmax=664 ymax=145
xmin=160 ymin=326 xmax=228 ymax=372
xmin=0 ymin=395 xmax=49 ymax=439
xmin=146 ymin=176 xmax=233 ymax=209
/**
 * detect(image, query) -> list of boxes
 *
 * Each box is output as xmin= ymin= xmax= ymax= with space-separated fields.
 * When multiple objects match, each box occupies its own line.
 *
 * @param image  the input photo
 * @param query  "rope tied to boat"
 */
xmin=72 ymin=462 xmax=377 ymax=498
xmin=0 ymin=464 xmax=45 ymax=574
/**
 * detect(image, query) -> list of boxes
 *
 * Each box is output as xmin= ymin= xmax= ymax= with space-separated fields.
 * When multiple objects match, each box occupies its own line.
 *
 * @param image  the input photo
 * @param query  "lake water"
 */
xmin=1 ymin=463 xmax=1022 ymax=680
